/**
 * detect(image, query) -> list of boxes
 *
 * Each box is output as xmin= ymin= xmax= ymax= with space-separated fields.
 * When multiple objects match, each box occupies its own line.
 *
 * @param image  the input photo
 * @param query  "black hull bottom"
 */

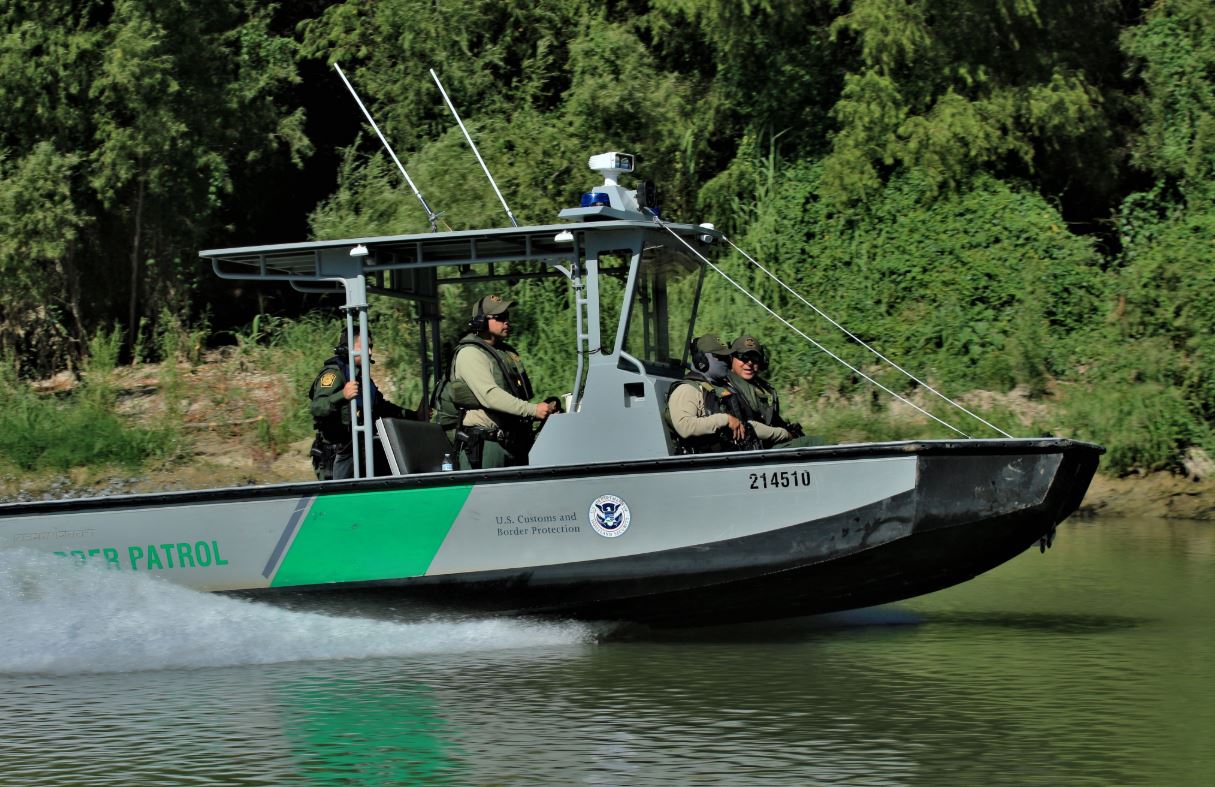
xmin=243 ymin=442 xmax=1101 ymax=627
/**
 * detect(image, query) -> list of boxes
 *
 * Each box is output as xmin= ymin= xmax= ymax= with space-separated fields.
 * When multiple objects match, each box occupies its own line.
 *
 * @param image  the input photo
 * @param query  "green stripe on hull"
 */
xmin=271 ymin=485 xmax=473 ymax=587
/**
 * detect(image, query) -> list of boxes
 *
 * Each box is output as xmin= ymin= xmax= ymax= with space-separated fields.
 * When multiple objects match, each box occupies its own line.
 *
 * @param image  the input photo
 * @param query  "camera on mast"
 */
xmin=588 ymin=152 xmax=635 ymax=185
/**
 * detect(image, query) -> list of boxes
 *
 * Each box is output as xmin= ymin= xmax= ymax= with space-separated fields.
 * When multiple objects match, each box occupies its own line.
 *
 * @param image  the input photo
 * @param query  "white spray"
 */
xmin=0 ymin=549 xmax=595 ymax=676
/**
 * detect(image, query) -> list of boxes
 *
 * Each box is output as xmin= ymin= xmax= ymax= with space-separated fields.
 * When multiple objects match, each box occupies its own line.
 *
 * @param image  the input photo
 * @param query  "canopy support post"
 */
xmin=339 ymin=273 xmax=374 ymax=479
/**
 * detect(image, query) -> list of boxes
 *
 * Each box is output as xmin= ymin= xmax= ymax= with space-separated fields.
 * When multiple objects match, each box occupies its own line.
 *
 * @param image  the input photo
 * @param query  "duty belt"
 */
xmin=458 ymin=426 xmax=507 ymax=444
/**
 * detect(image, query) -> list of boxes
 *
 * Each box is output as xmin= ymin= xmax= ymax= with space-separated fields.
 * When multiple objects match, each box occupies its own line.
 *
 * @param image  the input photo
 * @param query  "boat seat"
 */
xmin=376 ymin=418 xmax=454 ymax=475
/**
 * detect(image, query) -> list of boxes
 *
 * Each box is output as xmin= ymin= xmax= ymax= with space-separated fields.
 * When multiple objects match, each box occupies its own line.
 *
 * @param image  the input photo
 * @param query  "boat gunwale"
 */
xmin=0 ymin=437 xmax=1103 ymax=517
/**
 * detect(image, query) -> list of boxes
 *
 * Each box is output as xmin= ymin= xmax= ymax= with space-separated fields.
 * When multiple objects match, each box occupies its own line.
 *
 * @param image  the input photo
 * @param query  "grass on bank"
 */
xmin=0 ymin=330 xmax=181 ymax=473
xmin=0 ymin=312 xmax=396 ymax=480
xmin=0 ymin=311 xmax=1206 ymax=482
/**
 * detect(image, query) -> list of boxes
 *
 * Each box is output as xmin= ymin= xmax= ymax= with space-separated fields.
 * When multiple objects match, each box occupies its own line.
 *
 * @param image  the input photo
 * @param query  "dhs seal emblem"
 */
xmin=589 ymin=495 xmax=631 ymax=538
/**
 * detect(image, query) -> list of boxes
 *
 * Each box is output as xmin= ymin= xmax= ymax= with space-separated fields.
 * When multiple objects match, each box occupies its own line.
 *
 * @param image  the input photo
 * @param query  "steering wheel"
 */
xmin=531 ymin=395 xmax=566 ymax=438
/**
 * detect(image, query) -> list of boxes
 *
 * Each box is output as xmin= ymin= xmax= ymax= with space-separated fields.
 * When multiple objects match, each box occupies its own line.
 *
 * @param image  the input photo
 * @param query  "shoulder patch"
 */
xmin=318 ymin=370 xmax=338 ymax=388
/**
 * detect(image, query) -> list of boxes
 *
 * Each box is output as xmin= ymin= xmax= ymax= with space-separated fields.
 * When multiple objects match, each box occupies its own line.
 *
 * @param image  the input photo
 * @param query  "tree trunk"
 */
xmin=58 ymin=238 xmax=88 ymax=372
xmin=127 ymin=177 xmax=145 ymax=357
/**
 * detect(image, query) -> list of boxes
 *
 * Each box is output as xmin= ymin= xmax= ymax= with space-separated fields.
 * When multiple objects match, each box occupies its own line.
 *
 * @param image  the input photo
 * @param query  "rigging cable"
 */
xmin=659 ymin=222 xmax=971 ymax=439
xmin=720 ymin=235 xmax=1013 ymax=439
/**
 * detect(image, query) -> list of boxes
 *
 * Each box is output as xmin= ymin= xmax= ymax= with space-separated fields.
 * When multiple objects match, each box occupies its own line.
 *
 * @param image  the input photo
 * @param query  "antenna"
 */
xmin=429 ymin=68 xmax=519 ymax=228
xmin=333 ymin=62 xmax=440 ymax=232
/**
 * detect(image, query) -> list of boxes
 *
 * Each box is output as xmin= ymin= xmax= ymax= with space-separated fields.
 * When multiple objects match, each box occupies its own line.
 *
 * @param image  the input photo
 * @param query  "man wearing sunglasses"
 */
xmin=726 ymin=335 xmax=803 ymax=448
xmin=309 ymin=329 xmax=407 ymax=480
xmin=434 ymin=293 xmax=556 ymax=469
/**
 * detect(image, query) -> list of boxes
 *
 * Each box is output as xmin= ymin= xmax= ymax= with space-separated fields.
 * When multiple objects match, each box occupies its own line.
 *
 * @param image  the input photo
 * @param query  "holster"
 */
xmin=498 ymin=424 xmax=534 ymax=456
xmin=309 ymin=432 xmax=340 ymax=480
xmin=454 ymin=428 xmax=489 ymax=470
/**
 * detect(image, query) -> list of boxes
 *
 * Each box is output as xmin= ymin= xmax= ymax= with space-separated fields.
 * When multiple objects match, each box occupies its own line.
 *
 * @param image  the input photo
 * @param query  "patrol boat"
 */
xmin=0 ymin=151 xmax=1102 ymax=626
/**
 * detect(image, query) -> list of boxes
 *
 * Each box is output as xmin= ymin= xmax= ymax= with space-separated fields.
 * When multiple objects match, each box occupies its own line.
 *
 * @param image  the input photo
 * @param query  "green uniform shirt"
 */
xmin=310 ymin=361 xmax=353 ymax=442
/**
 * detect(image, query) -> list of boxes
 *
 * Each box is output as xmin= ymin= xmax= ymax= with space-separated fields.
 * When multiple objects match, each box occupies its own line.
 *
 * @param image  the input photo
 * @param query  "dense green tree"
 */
xmin=650 ymin=0 xmax=845 ymax=227
xmin=699 ymin=163 xmax=1104 ymax=406
xmin=0 ymin=0 xmax=307 ymax=373
xmin=1122 ymin=0 xmax=1215 ymax=197
xmin=1079 ymin=0 xmax=1215 ymax=472
xmin=302 ymin=0 xmax=709 ymax=233
xmin=822 ymin=0 xmax=1128 ymax=208
xmin=0 ymin=1 xmax=102 ymax=369
xmin=9 ymin=0 xmax=1215 ymax=478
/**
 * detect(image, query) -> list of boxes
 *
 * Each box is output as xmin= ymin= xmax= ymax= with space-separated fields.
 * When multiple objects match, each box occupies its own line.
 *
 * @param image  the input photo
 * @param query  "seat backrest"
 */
xmin=377 ymin=418 xmax=454 ymax=474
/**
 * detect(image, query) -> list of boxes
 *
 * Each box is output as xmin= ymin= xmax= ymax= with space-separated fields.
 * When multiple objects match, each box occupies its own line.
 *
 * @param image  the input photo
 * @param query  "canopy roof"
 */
xmin=200 ymin=218 xmax=708 ymax=285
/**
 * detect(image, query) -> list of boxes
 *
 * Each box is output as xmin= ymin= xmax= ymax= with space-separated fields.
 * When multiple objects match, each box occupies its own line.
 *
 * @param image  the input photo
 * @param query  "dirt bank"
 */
xmin=4 ymin=354 xmax=1213 ymax=519
xmin=1076 ymin=472 xmax=1215 ymax=520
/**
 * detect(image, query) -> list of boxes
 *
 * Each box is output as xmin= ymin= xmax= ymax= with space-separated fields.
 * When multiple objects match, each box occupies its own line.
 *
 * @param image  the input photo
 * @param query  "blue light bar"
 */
xmin=579 ymin=192 xmax=612 ymax=208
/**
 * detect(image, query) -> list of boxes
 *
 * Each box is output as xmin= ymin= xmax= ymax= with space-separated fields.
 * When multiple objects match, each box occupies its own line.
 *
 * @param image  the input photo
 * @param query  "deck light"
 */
xmin=554 ymin=230 xmax=574 ymax=243
xmin=350 ymin=244 xmax=369 ymax=257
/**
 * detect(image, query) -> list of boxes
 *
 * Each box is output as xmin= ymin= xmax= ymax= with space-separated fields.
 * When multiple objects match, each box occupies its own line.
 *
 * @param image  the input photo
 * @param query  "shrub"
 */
xmin=0 ymin=330 xmax=179 ymax=472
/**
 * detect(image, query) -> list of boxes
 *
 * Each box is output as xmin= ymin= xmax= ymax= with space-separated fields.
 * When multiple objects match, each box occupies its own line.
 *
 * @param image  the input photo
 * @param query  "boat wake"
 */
xmin=0 ymin=548 xmax=597 ymax=676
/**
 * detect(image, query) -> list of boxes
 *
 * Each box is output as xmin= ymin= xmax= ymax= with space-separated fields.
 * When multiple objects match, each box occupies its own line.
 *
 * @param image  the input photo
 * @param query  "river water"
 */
xmin=1 ymin=516 xmax=1211 ymax=786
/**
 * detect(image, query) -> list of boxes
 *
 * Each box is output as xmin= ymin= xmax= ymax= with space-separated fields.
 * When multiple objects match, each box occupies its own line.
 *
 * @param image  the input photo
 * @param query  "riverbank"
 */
xmin=1077 ymin=472 xmax=1215 ymax=520
xmin=2 ymin=351 xmax=1212 ymax=519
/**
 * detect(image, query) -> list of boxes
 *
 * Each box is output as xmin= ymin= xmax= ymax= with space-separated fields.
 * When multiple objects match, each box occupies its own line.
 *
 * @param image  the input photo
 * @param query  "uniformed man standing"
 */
xmin=666 ymin=334 xmax=749 ymax=453
xmin=433 ymin=294 xmax=555 ymax=469
xmin=309 ymin=330 xmax=405 ymax=480
xmin=726 ymin=334 xmax=803 ymax=448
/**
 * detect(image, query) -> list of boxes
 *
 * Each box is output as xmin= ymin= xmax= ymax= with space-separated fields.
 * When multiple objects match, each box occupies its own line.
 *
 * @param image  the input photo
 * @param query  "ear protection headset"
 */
xmin=689 ymin=338 xmax=712 ymax=374
xmin=334 ymin=328 xmax=372 ymax=356
xmin=690 ymin=336 xmax=731 ymax=380
xmin=468 ymin=298 xmax=489 ymax=333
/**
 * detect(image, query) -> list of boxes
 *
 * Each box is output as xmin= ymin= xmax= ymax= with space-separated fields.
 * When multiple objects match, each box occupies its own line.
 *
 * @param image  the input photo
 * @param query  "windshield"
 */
xmin=620 ymin=243 xmax=705 ymax=375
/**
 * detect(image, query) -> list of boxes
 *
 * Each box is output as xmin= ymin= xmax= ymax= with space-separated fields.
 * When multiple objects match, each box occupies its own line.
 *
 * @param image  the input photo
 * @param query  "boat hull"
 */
xmin=0 ymin=439 xmax=1101 ymax=626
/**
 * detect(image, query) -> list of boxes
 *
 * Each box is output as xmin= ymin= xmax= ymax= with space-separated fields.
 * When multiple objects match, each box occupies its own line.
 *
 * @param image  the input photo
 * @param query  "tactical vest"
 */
xmin=727 ymin=372 xmax=779 ymax=426
xmin=666 ymin=375 xmax=740 ymax=454
xmin=434 ymin=334 xmax=534 ymax=432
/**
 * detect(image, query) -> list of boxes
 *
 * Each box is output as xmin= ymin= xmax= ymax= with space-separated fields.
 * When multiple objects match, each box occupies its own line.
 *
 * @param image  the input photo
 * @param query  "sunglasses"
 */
xmin=734 ymin=353 xmax=763 ymax=365
xmin=489 ymin=313 xmax=510 ymax=323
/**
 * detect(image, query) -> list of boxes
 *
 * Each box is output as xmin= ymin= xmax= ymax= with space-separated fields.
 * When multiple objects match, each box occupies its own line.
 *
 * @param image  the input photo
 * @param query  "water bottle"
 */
xmin=441 ymin=452 xmax=454 ymax=472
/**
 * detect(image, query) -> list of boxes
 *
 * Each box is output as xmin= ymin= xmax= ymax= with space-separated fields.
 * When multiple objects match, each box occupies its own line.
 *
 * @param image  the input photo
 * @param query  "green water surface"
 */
xmin=1 ymin=517 xmax=1211 ymax=785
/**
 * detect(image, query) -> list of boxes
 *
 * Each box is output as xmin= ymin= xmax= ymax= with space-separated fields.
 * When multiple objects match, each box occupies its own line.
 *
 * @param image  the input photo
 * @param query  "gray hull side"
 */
xmin=258 ymin=445 xmax=1099 ymax=626
xmin=0 ymin=496 xmax=311 ymax=590
xmin=426 ymin=455 xmax=917 ymax=574
xmin=0 ymin=439 xmax=1101 ymax=621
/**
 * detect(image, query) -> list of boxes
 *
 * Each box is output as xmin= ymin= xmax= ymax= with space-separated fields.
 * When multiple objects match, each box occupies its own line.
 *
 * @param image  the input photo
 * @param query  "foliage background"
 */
xmin=3 ymin=0 xmax=1215 ymax=477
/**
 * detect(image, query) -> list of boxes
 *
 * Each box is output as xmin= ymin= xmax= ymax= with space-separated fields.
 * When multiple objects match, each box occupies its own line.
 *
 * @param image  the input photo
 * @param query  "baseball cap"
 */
xmin=473 ymin=294 xmax=515 ymax=317
xmin=693 ymin=334 xmax=731 ymax=355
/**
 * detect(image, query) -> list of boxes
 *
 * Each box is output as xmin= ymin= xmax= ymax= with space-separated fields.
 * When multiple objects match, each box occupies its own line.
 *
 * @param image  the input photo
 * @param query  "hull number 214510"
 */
xmin=749 ymin=470 xmax=812 ymax=490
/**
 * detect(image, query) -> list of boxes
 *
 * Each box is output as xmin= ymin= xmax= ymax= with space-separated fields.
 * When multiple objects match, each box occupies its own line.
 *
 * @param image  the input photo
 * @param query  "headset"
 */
xmin=689 ymin=337 xmax=712 ymax=374
xmin=689 ymin=337 xmax=730 ymax=380
xmin=334 ymin=328 xmax=373 ymax=356
xmin=468 ymin=297 xmax=490 ymax=334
